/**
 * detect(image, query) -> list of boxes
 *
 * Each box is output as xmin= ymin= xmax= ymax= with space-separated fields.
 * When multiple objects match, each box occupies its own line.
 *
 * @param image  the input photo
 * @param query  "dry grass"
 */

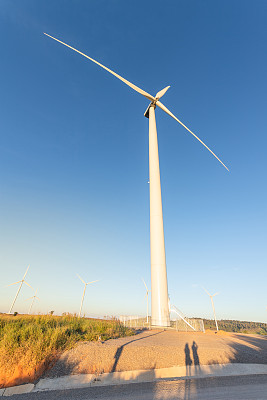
xmin=0 ymin=314 xmax=134 ymax=388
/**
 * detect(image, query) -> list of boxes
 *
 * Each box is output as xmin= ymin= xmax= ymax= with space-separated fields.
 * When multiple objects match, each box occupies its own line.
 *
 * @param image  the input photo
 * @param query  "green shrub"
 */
xmin=0 ymin=314 xmax=134 ymax=378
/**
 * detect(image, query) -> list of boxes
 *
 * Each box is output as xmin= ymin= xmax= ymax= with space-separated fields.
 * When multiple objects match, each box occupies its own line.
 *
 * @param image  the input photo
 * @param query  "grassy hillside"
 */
xmin=0 ymin=314 xmax=134 ymax=388
xmin=204 ymin=319 xmax=267 ymax=335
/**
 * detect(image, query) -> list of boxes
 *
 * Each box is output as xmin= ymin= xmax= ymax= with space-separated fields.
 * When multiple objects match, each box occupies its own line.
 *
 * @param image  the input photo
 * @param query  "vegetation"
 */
xmin=0 ymin=314 xmax=134 ymax=387
xmin=204 ymin=319 xmax=267 ymax=335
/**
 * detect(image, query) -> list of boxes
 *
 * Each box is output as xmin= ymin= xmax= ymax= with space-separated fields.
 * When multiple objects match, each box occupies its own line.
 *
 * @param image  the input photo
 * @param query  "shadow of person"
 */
xmin=184 ymin=343 xmax=192 ymax=400
xmin=192 ymin=340 xmax=201 ymax=376
xmin=184 ymin=343 xmax=192 ymax=374
xmin=192 ymin=341 xmax=200 ymax=365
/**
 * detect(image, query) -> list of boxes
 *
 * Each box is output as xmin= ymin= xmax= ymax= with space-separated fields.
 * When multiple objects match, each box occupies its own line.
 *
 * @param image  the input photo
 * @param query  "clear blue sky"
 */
xmin=1 ymin=0 xmax=266 ymax=322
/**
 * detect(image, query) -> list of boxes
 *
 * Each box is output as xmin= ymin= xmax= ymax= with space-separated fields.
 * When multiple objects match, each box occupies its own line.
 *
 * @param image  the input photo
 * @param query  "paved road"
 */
xmin=15 ymin=375 xmax=267 ymax=399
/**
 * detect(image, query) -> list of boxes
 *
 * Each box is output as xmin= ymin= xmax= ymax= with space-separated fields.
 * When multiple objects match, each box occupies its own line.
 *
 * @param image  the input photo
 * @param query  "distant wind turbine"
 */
xmin=142 ymin=278 xmax=151 ymax=324
xmin=44 ymin=33 xmax=229 ymax=327
xmin=7 ymin=265 xmax=32 ymax=314
xmin=203 ymin=287 xmax=219 ymax=331
xmin=77 ymin=274 xmax=99 ymax=318
xmin=25 ymin=289 xmax=39 ymax=314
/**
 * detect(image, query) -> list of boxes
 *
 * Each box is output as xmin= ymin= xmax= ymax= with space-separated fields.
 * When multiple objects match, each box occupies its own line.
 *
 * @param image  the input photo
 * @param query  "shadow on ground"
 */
xmin=180 ymin=334 xmax=267 ymax=400
xmin=42 ymin=330 xmax=267 ymax=389
xmin=43 ymin=330 xmax=164 ymax=379
xmin=111 ymin=331 xmax=163 ymax=372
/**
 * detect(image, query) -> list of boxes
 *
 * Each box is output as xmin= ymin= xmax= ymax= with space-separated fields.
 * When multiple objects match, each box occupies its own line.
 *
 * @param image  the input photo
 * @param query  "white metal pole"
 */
xmin=211 ymin=296 xmax=219 ymax=331
xmin=79 ymin=285 xmax=86 ymax=318
xmin=9 ymin=281 xmax=23 ymax=314
xmin=149 ymin=104 xmax=170 ymax=327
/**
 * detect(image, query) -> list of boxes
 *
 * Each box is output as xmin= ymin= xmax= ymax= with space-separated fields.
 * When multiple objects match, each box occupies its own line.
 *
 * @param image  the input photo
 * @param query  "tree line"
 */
xmin=203 ymin=319 xmax=267 ymax=335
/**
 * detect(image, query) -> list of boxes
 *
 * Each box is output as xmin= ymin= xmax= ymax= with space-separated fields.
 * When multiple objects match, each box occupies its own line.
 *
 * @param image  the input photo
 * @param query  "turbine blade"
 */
xmin=142 ymin=277 xmax=149 ymax=291
xmin=6 ymin=280 xmax=22 ymax=287
xmin=86 ymin=280 xmax=99 ymax=285
xmin=155 ymin=86 xmax=170 ymax=99
xmin=202 ymin=287 xmax=211 ymax=296
xmin=156 ymin=101 xmax=229 ymax=171
xmin=24 ymin=281 xmax=33 ymax=289
xmin=23 ymin=265 xmax=30 ymax=280
xmin=24 ymin=297 xmax=33 ymax=301
xmin=44 ymin=33 xmax=155 ymax=102
xmin=77 ymin=274 xmax=86 ymax=284
xmin=213 ymin=292 xmax=219 ymax=297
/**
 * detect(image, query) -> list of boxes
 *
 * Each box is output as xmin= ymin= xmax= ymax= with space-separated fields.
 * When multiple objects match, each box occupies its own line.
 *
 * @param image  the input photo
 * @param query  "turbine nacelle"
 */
xmin=144 ymin=86 xmax=170 ymax=118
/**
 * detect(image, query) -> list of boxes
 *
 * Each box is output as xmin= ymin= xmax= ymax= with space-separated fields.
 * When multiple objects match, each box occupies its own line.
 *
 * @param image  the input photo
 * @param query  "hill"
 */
xmin=203 ymin=319 xmax=267 ymax=335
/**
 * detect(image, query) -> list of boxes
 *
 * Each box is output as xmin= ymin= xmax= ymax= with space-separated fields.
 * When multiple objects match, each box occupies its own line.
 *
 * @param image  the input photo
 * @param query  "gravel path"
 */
xmin=45 ymin=330 xmax=267 ymax=378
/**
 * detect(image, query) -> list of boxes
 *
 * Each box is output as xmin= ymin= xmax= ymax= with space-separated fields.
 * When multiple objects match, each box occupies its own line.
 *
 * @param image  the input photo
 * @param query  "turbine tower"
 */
xmin=44 ymin=33 xmax=228 ymax=327
xmin=7 ymin=265 xmax=32 ymax=314
xmin=77 ymin=274 xmax=99 ymax=318
xmin=26 ymin=289 xmax=39 ymax=314
xmin=203 ymin=287 xmax=219 ymax=331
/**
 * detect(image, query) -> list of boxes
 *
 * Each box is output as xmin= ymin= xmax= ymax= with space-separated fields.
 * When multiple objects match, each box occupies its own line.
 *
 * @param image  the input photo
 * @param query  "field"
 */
xmin=0 ymin=314 xmax=134 ymax=388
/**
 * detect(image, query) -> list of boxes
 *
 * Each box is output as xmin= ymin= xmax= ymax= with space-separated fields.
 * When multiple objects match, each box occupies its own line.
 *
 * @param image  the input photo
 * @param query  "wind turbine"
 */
xmin=77 ymin=274 xmax=99 ymax=318
xmin=142 ymin=278 xmax=150 ymax=324
xmin=203 ymin=287 xmax=219 ymax=331
xmin=7 ymin=265 xmax=32 ymax=314
xmin=44 ymin=33 xmax=229 ymax=327
xmin=25 ymin=289 xmax=39 ymax=314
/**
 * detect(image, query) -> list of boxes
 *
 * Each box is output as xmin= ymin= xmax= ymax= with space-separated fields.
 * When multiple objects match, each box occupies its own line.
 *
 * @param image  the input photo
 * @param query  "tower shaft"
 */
xmin=149 ymin=105 xmax=170 ymax=327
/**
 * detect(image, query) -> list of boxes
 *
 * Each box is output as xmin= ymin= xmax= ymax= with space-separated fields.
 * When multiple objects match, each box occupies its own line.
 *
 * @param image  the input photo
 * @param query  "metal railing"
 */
xmin=119 ymin=314 xmax=205 ymax=332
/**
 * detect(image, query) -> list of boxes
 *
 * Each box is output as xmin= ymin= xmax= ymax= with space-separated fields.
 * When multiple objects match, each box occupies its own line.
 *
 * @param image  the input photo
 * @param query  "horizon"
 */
xmin=1 ymin=311 xmax=267 ymax=326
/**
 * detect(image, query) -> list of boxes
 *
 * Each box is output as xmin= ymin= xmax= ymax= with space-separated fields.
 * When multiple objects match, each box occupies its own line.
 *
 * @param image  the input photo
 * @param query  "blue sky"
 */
xmin=0 ymin=0 xmax=266 ymax=322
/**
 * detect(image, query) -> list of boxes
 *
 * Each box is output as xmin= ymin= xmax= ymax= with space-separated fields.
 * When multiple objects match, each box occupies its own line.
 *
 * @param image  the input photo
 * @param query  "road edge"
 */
xmin=2 ymin=363 xmax=267 ymax=396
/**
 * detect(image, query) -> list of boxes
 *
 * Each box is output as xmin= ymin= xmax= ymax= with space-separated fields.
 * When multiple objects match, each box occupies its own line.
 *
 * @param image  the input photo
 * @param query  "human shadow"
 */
xmin=184 ymin=343 xmax=192 ymax=372
xmin=184 ymin=341 xmax=201 ymax=373
xmin=111 ymin=330 xmax=164 ymax=372
xmin=184 ymin=343 xmax=192 ymax=400
xmin=191 ymin=341 xmax=200 ymax=365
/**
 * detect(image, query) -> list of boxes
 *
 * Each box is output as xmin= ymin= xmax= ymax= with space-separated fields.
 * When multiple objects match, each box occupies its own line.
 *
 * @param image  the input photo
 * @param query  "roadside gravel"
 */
xmin=44 ymin=330 xmax=267 ymax=379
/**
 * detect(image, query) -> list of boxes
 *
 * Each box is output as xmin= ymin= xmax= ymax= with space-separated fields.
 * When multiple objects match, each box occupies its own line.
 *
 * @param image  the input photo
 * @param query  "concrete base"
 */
xmin=1 ymin=384 xmax=34 ymax=397
xmin=150 ymin=325 xmax=171 ymax=329
xmin=33 ymin=364 xmax=267 ymax=393
xmin=2 ymin=364 xmax=267 ymax=396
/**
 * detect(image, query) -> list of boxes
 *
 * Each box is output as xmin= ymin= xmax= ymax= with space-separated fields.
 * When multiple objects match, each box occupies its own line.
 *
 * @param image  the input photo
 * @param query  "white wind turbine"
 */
xmin=44 ymin=33 xmax=228 ymax=327
xmin=77 ymin=274 xmax=99 ymax=318
xmin=25 ymin=289 xmax=40 ymax=314
xmin=142 ymin=278 xmax=151 ymax=324
xmin=203 ymin=287 xmax=219 ymax=331
xmin=7 ymin=265 xmax=32 ymax=314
